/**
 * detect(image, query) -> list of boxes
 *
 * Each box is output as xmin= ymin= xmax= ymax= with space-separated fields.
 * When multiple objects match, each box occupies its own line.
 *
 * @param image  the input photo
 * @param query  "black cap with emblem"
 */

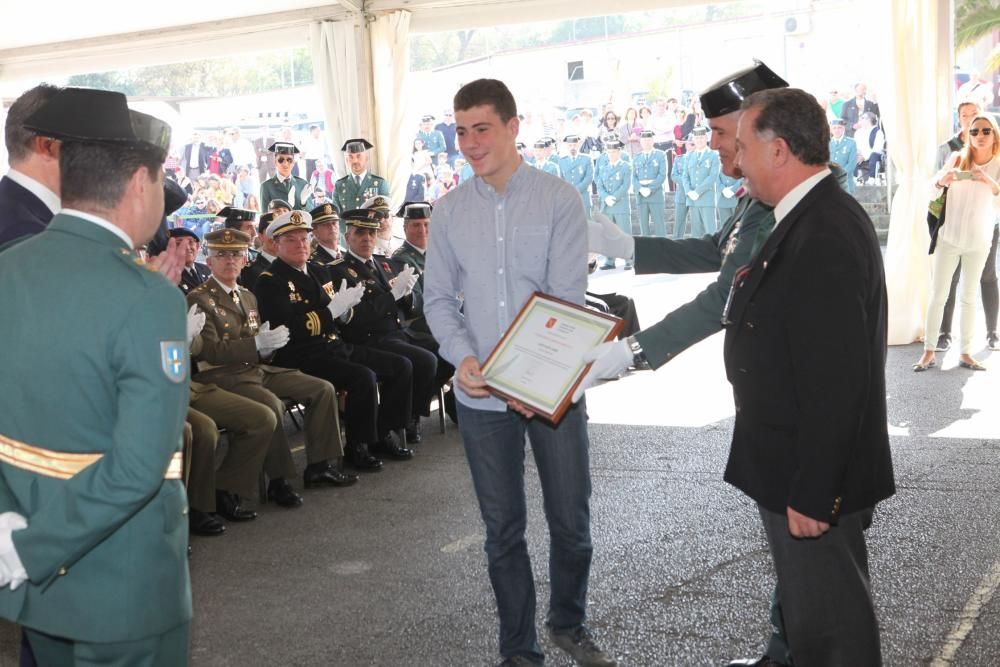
xmin=310 ymin=203 xmax=340 ymax=225
xmin=341 ymin=208 xmax=386 ymax=229
xmin=341 ymin=138 xmax=374 ymax=153
xmin=699 ymin=60 xmax=788 ymax=119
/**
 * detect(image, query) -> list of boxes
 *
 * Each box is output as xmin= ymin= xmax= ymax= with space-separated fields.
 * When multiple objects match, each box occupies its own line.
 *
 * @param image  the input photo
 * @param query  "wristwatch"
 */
xmin=626 ymin=335 xmax=651 ymax=370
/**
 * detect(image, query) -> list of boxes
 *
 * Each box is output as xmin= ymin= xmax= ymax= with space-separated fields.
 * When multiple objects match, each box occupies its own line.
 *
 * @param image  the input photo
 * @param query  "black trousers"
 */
xmin=939 ymin=224 xmax=1000 ymax=337
xmin=296 ymin=344 xmax=412 ymax=446
xmin=759 ymin=506 xmax=882 ymax=667
xmin=371 ymin=331 xmax=454 ymax=418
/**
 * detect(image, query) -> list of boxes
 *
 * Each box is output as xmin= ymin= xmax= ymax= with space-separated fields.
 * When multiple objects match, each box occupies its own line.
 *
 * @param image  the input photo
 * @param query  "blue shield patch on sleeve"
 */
xmin=160 ymin=341 xmax=187 ymax=384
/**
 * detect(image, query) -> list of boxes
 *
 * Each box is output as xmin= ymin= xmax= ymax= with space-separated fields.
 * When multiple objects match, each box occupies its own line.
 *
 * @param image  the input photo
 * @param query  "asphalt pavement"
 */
xmin=1 ymin=263 xmax=999 ymax=666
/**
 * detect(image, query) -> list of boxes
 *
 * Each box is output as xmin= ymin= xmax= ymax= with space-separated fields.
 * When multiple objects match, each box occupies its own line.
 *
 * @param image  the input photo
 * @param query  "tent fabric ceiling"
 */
xmin=0 ymin=0 xmax=708 ymax=82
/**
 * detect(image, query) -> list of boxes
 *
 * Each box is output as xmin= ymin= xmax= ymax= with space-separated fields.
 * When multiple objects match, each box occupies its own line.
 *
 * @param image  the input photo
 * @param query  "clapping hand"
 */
xmin=328 ymin=280 xmax=365 ymax=319
xmin=186 ymin=305 xmax=206 ymax=345
xmin=390 ymin=265 xmax=418 ymax=300
xmin=254 ymin=321 xmax=290 ymax=356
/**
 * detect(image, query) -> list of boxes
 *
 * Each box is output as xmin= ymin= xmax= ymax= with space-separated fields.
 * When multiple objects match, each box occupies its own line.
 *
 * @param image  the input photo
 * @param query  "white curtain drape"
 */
xmin=369 ymin=10 xmax=413 ymax=206
xmin=309 ymin=19 xmax=370 ymax=177
xmin=882 ymin=0 xmax=953 ymax=345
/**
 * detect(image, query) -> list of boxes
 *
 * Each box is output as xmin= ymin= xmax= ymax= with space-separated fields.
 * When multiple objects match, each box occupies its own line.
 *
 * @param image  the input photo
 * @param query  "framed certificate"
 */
xmin=481 ymin=292 xmax=623 ymax=424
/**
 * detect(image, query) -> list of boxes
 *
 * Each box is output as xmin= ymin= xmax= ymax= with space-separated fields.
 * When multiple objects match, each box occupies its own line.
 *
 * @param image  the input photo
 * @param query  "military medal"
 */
xmin=248 ymin=309 xmax=260 ymax=333
xmin=721 ymin=220 xmax=742 ymax=264
xmin=347 ymin=268 xmax=358 ymax=278
xmin=322 ymin=282 xmax=335 ymax=298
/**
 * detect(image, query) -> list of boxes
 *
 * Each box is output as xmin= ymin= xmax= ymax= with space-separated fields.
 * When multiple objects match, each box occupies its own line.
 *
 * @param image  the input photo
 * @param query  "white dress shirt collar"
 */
xmin=6 ymin=169 xmax=60 ymax=215
xmin=61 ymin=208 xmax=134 ymax=249
xmin=349 ymin=249 xmax=374 ymax=265
xmin=773 ymin=168 xmax=831 ymax=229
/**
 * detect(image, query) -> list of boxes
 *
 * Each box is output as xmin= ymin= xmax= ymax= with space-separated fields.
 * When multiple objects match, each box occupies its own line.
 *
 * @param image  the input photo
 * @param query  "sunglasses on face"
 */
xmin=276 ymin=156 xmax=295 ymax=164
xmin=970 ymin=128 xmax=994 ymax=137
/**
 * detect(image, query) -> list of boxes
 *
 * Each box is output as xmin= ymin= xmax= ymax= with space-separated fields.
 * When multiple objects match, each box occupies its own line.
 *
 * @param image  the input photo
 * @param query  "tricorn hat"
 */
xmin=699 ymin=60 xmax=788 ymax=119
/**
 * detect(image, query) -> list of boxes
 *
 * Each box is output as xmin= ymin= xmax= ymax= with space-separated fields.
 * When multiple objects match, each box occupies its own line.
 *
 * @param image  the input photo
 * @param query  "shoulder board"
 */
xmin=259 ymin=271 xmax=273 ymax=278
xmin=189 ymin=282 xmax=210 ymax=296
xmin=330 ymin=257 xmax=345 ymax=265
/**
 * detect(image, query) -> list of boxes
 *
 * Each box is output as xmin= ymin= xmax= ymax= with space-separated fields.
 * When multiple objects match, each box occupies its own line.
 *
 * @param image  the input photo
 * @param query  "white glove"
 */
xmin=0 ymin=512 xmax=28 ymax=590
xmin=722 ymin=186 xmax=734 ymax=198
xmin=391 ymin=264 xmax=419 ymax=300
xmin=301 ymin=183 xmax=314 ymax=204
xmin=639 ymin=186 xmax=652 ymax=198
xmin=186 ymin=305 xmax=205 ymax=345
xmin=603 ymin=195 xmax=617 ymax=207
xmin=254 ymin=321 xmax=290 ymax=355
xmin=328 ymin=280 xmax=365 ymax=319
xmin=588 ymin=210 xmax=635 ymax=260
xmin=687 ymin=191 xmax=700 ymax=201
xmin=571 ymin=339 xmax=633 ymax=402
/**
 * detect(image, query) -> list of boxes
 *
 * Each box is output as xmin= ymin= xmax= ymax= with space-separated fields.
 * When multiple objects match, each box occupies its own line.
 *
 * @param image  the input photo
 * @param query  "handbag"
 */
xmin=926 ymin=186 xmax=947 ymax=255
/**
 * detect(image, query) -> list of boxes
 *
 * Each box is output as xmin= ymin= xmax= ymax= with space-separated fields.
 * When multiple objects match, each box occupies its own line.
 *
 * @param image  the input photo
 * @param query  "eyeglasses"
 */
xmin=212 ymin=250 xmax=245 ymax=260
xmin=970 ymin=128 xmax=994 ymax=137
xmin=276 ymin=156 xmax=295 ymax=164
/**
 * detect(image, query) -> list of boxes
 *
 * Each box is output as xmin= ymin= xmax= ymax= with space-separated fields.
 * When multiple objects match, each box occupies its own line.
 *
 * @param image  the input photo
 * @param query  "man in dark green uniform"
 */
xmin=332 ymin=138 xmax=389 ymax=234
xmin=579 ymin=62 xmax=801 ymax=667
xmin=259 ymin=142 xmax=313 ymax=212
xmin=0 ymin=88 xmax=191 ymax=665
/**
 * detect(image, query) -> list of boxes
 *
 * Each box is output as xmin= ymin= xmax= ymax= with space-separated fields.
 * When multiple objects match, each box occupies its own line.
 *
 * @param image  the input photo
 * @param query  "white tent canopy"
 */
xmin=0 ymin=0 xmax=956 ymax=345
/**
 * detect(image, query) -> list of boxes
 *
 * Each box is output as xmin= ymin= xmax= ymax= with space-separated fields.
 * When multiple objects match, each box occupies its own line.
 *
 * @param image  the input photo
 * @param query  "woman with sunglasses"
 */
xmin=915 ymin=113 xmax=1000 ymax=372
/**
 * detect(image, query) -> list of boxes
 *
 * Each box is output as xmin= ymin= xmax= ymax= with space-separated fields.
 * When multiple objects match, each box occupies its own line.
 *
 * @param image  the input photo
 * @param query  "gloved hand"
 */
xmin=687 ymin=191 xmax=700 ymax=201
xmin=0 ymin=512 xmax=28 ymax=590
xmin=186 ymin=305 xmax=205 ymax=345
xmin=587 ymin=210 xmax=635 ymax=260
xmin=639 ymin=186 xmax=651 ymax=198
xmin=571 ymin=339 xmax=633 ymax=402
xmin=254 ymin=321 xmax=290 ymax=355
xmin=603 ymin=195 xmax=617 ymax=207
xmin=390 ymin=264 xmax=419 ymax=300
xmin=328 ymin=280 xmax=365 ymax=319
xmin=722 ymin=186 xmax=734 ymax=198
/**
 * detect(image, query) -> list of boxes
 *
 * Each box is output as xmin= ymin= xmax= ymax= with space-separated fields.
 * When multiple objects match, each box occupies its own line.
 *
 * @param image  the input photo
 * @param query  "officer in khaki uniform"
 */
xmin=0 ymin=88 xmax=191 ymax=665
xmin=189 ymin=229 xmax=357 ymax=502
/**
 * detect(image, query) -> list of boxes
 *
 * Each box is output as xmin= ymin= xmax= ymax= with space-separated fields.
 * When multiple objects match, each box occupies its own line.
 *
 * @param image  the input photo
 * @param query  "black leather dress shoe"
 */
xmin=405 ymin=419 xmax=422 ymax=444
xmin=304 ymin=463 xmax=359 ymax=488
xmin=189 ymin=509 xmax=225 ymax=536
xmin=725 ymin=656 xmax=788 ymax=667
xmin=215 ymin=490 xmax=257 ymax=522
xmin=346 ymin=442 xmax=384 ymax=471
xmin=377 ymin=431 xmax=414 ymax=460
xmin=267 ymin=478 xmax=304 ymax=508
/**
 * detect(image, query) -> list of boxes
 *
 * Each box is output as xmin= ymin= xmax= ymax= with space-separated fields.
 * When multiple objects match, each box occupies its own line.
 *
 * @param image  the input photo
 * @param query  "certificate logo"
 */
xmin=545 ymin=317 xmax=557 ymax=329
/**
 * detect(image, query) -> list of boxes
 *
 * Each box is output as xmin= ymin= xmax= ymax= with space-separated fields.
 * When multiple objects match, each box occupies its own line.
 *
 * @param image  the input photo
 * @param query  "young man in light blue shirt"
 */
xmin=424 ymin=78 xmax=617 ymax=667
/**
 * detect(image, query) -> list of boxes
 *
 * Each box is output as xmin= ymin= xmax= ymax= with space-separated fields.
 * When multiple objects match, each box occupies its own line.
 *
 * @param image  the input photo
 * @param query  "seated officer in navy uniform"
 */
xmin=252 ymin=210 xmax=414 ymax=467
xmin=190 ymin=228 xmax=357 ymax=502
xmin=170 ymin=226 xmax=211 ymax=294
xmin=309 ymin=202 xmax=343 ymax=265
xmin=240 ymin=212 xmax=274 ymax=291
xmin=331 ymin=208 xmax=449 ymax=443
xmin=259 ymin=142 xmax=313 ymax=212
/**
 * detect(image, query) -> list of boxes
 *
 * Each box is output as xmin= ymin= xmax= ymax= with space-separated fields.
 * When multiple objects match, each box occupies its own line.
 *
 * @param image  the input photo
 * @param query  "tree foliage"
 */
xmin=68 ymin=49 xmax=313 ymax=97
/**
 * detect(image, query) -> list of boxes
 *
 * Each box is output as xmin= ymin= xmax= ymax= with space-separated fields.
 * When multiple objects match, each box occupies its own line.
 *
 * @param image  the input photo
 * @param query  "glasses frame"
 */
xmin=969 ymin=128 xmax=994 ymax=137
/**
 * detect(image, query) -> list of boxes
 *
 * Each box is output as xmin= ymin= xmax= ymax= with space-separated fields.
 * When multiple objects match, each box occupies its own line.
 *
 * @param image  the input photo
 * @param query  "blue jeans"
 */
xmin=457 ymin=400 xmax=594 ymax=661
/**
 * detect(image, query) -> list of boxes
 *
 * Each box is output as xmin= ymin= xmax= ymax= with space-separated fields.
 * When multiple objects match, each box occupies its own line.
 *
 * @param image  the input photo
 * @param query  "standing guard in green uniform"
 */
xmin=682 ymin=126 xmax=721 ymax=236
xmin=333 ymin=138 xmax=390 ymax=234
xmin=259 ymin=142 xmax=314 ymax=212
xmin=532 ymin=137 xmax=561 ymax=177
xmin=828 ymin=119 xmax=858 ymax=195
xmin=0 ymin=88 xmax=192 ymax=665
xmin=632 ymin=129 xmax=668 ymax=237
xmin=579 ymin=61 xmax=851 ymax=667
xmin=596 ymin=137 xmax=633 ymax=269
xmin=416 ymin=115 xmax=447 ymax=158
xmin=558 ymin=135 xmax=594 ymax=212
xmin=670 ymin=138 xmax=693 ymax=239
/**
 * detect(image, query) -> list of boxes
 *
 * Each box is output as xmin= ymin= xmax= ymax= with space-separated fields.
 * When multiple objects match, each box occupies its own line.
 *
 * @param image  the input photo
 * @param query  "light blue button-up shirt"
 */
xmin=424 ymin=160 xmax=588 ymax=411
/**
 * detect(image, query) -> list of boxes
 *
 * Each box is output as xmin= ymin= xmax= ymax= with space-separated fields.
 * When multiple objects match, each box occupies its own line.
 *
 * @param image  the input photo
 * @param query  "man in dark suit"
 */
xmin=0 ymin=84 xmax=62 ymax=251
xmin=170 ymin=227 xmax=211 ymax=294
xmin=181 ymin=132 xmax=211 ymax=180
xmin=722 ymin=88 xmax=894 ymax=666
xmin=240 ymin=213 xmax=274 ymax=291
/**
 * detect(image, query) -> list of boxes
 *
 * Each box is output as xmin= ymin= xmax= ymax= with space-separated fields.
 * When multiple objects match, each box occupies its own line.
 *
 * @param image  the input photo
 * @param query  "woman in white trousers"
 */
xmin=916 ymin=113 xmax=1000 ymax=371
